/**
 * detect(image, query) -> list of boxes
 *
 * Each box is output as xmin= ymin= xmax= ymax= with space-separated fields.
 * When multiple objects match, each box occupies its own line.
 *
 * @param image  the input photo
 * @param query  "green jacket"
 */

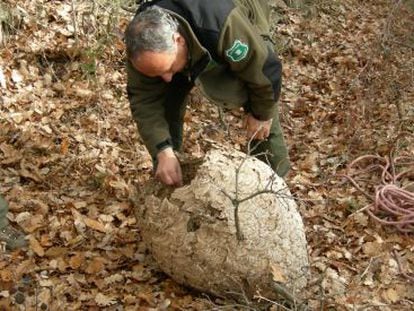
xmin=127 ymin=0 xmax=282 ymax=158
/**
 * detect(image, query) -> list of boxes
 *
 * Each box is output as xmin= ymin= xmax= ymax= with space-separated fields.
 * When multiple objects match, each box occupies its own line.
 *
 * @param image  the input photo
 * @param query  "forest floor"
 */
xmin=0 ymin=0 xmax=413 ymax=310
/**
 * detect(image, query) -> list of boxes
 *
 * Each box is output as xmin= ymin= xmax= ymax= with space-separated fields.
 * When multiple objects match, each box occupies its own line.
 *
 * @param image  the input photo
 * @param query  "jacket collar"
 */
xmin=165 ymin=10 xmax=211 ymax=81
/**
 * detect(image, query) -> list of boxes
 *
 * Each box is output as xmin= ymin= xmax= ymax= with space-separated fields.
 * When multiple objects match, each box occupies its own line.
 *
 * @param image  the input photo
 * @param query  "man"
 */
xmin=125 ymin=0 xmax=290 ymax=187
xmin=0 ymin=194 xmax=27 ymax=250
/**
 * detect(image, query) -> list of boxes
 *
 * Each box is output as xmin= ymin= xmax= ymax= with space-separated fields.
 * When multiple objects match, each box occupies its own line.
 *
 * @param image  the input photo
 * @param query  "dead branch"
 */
xmin=71 ymin=0 xmax=79 ymax=45
xmin=393 ymin=250 xmax=414 ymax=282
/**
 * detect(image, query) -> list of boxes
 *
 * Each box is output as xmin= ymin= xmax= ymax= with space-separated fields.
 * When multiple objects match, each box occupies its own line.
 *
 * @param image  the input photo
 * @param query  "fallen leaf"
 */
xmin=18 ymin=214 xmax=44 ymax=233
xmin=382 ymin=288 xmax=400 ymax=303
xmin=104 ymin=274 xmax=124 ymax=285
xmin=69 ymin=252 xmax=85 ymax=270
xmin=29 ymin=236 xmax=45 ymax=257
xmin=0 ymin=269 xmax=13 ymax=282
xmin=95 ymin=293 xmax=117 ymax=306
xmin=0 ymin=66 xmax=6 ymax=88
xmin=60 ymin=137 xmax=69 ymax=154
xmin=82 ymin=217 xmax=107 ymax=233
xmin=270 ymin=264 xmax=286 ymax=283
xmin=0 ymin=143 xmax=22 ymax=164
xmin=71 ymin=208 xmax=106 ymax=233
xmin=11 ymin=69 xmax=23 ymax=84
xmin=85 ymin=257 xmax=106 ymax=274
xmin=362 ymin=241 xmax=382 ymax=257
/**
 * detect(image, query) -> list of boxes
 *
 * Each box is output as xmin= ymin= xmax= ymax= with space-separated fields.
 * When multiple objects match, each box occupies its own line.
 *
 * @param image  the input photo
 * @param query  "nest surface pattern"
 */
xmin=136 ymin=148 xmax=309 ymax=299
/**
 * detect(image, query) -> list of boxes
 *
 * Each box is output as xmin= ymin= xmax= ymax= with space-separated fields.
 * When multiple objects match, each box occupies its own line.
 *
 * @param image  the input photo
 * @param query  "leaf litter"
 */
xmin=0 ymin=0 xmax=413 ymax=310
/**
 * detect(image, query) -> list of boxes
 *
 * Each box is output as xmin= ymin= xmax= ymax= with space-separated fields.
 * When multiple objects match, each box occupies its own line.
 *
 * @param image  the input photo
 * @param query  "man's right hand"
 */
xmin=155 ymin=147 xmax=183 ymax=187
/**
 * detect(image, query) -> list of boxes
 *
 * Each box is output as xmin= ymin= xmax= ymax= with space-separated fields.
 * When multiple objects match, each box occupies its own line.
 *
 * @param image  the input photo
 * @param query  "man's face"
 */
xmin=131 ymin=33 xmax=188 ymax=83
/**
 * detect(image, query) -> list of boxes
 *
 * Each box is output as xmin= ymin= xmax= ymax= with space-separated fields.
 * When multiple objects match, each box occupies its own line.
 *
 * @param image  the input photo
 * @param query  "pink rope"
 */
xmin=343 ymin=154 xmax=414 ymax=233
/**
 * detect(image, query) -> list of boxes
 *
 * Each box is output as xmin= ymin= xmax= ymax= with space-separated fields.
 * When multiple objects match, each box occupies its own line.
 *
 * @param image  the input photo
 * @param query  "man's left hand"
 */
xmin=245 ymin=113 xmax=272 ymax=140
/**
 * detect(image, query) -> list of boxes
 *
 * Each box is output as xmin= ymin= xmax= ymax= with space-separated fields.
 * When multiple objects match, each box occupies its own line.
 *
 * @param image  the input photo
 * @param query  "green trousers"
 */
xmin=0 ymin=194 xmax=9 ymax=229
xmin=248 ymin=110 xmax=290 ymax=177
xmin=162 ymin=76 xmax=290 ymax=177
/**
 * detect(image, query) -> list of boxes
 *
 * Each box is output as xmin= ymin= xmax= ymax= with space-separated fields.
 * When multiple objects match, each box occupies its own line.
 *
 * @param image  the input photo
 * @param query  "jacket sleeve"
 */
xmin=217 ymin=8 xmax=282 ymax=121
xmin=126 ymin=60 xmax=172 ymax=158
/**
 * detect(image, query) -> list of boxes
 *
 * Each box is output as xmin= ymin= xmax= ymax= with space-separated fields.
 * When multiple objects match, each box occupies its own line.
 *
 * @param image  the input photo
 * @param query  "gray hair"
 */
xmin=125 ymin=6 xmax=179 ymax=59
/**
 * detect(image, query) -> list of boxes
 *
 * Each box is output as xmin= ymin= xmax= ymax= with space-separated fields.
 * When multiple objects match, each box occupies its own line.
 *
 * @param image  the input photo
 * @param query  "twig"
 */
xmin=233 ymin=199 xmax=244 ymax=241
xmin=393 ymin=250 xmax=414 ymax=282
xmin=238 ymin=188 xmax=286 ymax=204
xmin=218 ymin=107 xmax=230 ymax=137
xmin=359 ymin=257 xmax=375 ymax=280
xmin=254 ymin=293 xmax=292 ymax=311
xmin=71 ymin=0 xmax=79 ymax=45
xmin=222 ymin=130 xmax=298 ymax=241
xmin=381 ymin=0 xmax=404 ymax=50
xmin=230 ymin=126 xmax=265 ymax=240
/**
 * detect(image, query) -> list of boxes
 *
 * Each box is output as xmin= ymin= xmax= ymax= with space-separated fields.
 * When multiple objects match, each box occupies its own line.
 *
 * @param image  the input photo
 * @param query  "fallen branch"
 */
xmin=393 ymin=250 xmax=414 ymax=283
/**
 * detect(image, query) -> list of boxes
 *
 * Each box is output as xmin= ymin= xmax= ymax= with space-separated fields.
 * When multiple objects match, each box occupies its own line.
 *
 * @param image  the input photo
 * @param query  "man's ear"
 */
xmin=174 ymin=33 xmax=186 ymax=46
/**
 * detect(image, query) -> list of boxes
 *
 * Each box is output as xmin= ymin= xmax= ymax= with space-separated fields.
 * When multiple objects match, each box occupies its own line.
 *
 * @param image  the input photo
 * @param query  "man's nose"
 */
xmin=161 ymin=73 xmax=173 ymax=83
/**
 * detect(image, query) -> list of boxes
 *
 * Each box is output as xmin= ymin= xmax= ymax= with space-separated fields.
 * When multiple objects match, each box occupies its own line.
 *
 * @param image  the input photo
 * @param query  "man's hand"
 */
xmin=155 ymin=147 xmax=183 ymax=187
xmin=245 ymin=113 xmax=272 ymax=140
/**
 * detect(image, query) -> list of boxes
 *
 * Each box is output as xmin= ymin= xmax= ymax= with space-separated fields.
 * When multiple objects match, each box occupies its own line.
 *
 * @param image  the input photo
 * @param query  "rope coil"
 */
xmin=343 ymin=154 xmax=414 ymax=233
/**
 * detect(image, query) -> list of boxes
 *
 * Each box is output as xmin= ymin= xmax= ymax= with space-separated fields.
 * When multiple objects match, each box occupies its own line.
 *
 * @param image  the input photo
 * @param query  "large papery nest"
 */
xmin=134 ymin=146 xmax=309 ymax=302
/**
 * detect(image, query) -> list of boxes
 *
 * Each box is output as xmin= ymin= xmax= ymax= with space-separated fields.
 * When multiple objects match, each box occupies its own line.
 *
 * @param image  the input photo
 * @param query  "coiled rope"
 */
xmin=343 ymin=153 xmax=414 ymax=233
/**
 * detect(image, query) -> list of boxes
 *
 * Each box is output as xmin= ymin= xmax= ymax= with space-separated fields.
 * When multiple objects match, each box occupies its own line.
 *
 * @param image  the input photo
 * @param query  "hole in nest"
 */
xmin=136 ymin=153 xmax=207 ymax=203
xmin=181 ymin=157 xmax=204 ymax=186
xmin=187 ymin=215 xmax=202 ymax=232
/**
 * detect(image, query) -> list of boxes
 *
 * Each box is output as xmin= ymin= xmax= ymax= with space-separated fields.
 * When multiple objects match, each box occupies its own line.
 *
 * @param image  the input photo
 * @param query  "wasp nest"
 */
xmin=135 ymin=146 xmax=309 ymax=301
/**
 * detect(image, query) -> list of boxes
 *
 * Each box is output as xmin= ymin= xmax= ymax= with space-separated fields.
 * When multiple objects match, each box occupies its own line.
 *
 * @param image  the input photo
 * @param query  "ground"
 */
xmin=0 ymin=0 xmax=413 ymax=310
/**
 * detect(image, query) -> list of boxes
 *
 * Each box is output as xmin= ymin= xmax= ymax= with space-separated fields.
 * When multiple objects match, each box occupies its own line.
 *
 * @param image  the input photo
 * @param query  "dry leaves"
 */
xmin=0 ymin=0 xmax=413 ymax=310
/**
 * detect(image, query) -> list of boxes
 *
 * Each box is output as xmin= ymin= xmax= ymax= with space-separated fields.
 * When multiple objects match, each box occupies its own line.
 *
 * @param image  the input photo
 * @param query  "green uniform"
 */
xmin=127 ymin=0 xmax=290 ymax=176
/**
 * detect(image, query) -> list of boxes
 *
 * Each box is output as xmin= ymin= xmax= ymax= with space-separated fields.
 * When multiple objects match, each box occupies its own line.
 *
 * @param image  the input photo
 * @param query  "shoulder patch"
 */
xmin=225 ymin=40 xmax=249 ymax=62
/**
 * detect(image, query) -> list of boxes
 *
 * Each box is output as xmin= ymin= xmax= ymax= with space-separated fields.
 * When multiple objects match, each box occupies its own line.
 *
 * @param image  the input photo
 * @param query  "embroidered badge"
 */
xmin=225 ymin=40 xmax=249 ymax=62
